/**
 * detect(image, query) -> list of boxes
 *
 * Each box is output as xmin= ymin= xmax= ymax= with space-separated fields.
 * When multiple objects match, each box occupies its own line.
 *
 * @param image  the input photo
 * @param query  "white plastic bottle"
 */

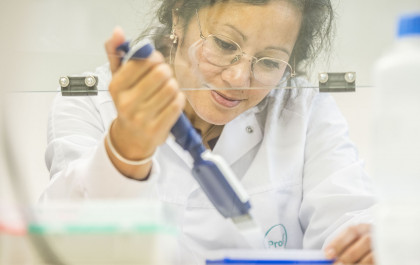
xmin=372 ymin=13 xmax=420 ymax=265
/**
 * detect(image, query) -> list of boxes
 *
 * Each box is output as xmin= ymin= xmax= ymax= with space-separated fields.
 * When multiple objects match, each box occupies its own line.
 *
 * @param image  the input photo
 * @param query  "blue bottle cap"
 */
xmin=398 ymin=13 xmax=420 ymax=37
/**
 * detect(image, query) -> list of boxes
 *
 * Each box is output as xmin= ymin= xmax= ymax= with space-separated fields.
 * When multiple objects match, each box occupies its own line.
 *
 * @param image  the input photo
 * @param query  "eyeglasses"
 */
xmin=195 ymin=10 xmax=295 ymax=87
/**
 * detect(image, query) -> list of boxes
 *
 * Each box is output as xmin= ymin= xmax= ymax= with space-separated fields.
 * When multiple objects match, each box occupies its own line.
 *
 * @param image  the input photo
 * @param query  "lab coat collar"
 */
xmin=166 ymin=104 xmax=264 ymax=168
xmin=212 ymin=108 xmax=263 ymax=166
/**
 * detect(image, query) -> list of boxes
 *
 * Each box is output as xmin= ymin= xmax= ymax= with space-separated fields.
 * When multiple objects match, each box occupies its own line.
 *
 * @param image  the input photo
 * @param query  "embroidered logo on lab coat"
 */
xmin=264 ymin=224 xmax=288 ymax=249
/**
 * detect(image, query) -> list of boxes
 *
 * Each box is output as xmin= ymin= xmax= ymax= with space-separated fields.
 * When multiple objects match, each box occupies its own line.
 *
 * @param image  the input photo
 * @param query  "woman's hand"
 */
xmin=104 ymin=28 xmax=185 ymax=179
xmin=325 ymin=224 xmax=375 ymax=265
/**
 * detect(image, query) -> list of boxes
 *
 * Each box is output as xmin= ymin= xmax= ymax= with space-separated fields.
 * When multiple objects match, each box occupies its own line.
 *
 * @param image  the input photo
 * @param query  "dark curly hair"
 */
xmin=140 ymin=0 xmax=334 ymax=76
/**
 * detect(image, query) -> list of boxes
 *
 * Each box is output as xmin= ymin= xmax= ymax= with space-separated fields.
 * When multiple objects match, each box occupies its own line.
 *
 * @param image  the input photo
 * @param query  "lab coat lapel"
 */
xmin=166 ymin=110 xmax=263 ymax=197
xmin=166 ymin=111 xmax=263 ymax=168
xmin=213 ymin=111 xmax=263 ymax=166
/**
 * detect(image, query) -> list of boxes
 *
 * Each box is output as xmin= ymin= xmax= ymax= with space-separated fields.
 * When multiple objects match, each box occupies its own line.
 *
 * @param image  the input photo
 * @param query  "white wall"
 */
xmin=1 ymin=0 xmax=420 ymax=203
xmin=328 ymin=0 xmax=420 ymax=176
xmin=1 ymin=0 xmax=155 ymax=202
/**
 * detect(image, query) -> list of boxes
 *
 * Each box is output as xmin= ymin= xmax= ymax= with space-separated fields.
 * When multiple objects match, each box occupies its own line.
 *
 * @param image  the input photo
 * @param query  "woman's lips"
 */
xmin=210 ymin=90 xmax=242 ymax=108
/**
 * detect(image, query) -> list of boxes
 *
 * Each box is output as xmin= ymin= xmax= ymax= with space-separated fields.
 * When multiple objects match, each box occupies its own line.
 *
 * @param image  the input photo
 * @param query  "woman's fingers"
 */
xmin=118 ymin=89 xmax=184 ymax=150
xmin=338 ymin=234 xmax=372 ymax=264
xmin=109 ymin=51 xmax=165 ymax=97
xmin=139 ymin=78 xmax=180 ymax=117
xmin=327 ymin=224 xmax=370 ymax=256
xmin=360 ymin=252 xmax=375 ymax=265
xmin=129 ymin=63 xmax=174 ymax=105
xmin=113 ymin=63 xmax=175 ymax=121
xmin=325 ymin=224 xmax=373 ymax=265
xmin=151 ymin=91 xmax=186 ymax=135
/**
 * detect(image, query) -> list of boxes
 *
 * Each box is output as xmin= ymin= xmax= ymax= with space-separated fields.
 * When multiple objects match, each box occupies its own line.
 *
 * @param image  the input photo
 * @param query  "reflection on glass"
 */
xmin=7 ymin=0 xmax=418 ymax=264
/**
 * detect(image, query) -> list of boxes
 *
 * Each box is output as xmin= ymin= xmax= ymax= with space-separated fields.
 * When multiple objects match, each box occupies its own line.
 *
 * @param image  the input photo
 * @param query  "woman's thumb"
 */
xmin=105 ymin=27 xmax=126 ymax=74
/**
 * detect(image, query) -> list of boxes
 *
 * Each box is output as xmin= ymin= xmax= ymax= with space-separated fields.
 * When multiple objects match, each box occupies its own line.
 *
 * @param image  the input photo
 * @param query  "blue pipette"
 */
xmin=117 ymin=40 xmax=263 ymax=247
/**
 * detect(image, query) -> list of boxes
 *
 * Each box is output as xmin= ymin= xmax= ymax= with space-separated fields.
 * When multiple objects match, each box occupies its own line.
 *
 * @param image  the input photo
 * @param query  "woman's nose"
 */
xmin=220 ymin=59 xmax=252 ymax=88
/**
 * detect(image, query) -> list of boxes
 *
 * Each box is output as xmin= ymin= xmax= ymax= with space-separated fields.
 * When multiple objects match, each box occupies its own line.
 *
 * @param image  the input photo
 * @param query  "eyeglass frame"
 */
xmin=194 ymin=9 xmax=296 ymax=86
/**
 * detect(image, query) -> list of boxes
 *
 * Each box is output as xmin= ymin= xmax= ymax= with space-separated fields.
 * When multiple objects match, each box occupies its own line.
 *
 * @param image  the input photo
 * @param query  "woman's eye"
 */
xmin=214 ymin=37 xmax=237 ymax=51
xmin=260 ymin=59 xmax=280 ymax=70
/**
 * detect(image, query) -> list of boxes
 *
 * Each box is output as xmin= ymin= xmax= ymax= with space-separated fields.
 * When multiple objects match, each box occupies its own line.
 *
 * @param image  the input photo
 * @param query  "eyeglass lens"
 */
xmin=201 ymin=35 xmax=292 ymax=86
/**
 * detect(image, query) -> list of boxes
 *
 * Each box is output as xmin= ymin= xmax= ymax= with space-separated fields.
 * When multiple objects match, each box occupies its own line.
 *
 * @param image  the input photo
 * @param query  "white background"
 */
xmin=1 ymin=0 xmax=420 ymax=203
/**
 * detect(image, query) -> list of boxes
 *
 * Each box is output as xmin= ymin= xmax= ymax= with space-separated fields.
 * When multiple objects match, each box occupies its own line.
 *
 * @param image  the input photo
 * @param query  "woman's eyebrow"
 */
xmin=225 ymin=24 xmax=247 ymax=41
xmin=265 ymin=46 xmax=291 ymax=57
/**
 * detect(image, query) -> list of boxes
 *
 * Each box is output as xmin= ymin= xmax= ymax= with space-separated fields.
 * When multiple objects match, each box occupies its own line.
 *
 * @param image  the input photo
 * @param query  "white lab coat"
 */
xmin=41 ymin=63 xmax=376 ymax=262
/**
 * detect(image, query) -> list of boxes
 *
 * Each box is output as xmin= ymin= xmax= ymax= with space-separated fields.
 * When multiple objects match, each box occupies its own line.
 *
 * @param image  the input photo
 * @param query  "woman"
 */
xmin=43 ymin=0 xmax=376 ymax=264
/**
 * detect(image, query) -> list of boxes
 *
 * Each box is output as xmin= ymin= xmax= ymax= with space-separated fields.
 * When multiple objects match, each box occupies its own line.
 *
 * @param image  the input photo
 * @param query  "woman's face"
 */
xmin=173 ymin=1 xmax=302 ymax=125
